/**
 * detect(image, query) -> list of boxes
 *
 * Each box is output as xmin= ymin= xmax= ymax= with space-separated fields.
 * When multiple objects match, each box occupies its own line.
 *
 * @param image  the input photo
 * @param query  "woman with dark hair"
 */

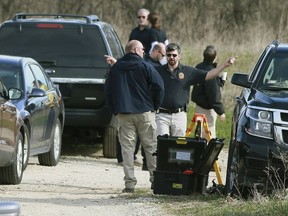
xmin=148 ymin=12 xmax=169 ymax=55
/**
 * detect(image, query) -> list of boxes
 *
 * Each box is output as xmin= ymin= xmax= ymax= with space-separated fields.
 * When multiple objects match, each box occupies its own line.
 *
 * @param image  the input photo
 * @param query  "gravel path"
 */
xmin=0 ymin=147 xmax=228 ymax=216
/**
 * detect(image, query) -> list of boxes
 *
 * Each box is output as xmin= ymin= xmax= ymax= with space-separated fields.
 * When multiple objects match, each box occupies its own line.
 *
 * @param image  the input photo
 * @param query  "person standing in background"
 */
xmin=148 ymin=12 xmax=169 ymax=52
xmin=129 ymin=8 xmax=155 ymax=55
xmin=128 ymin=8 xmax=154 ymax=165
xmin=191 ymin=45 xmax=226 ymax=138
xmin=105 ymin=42 xmax=166 ymax=66
xmin=104 ymin=40 xmax=164 ymax=193
xmin=140 ymin=42 xmax=166 ymax=170
xmin=148 ymin=12 xmax=169 ymax=64
xmin=144 ymin=42 xmax=166 ymax=66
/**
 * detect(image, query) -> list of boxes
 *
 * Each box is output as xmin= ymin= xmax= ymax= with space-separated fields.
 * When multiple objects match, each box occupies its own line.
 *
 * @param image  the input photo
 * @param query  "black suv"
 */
xmin=0 ymin=13 xmax=125 ymax=157
xmin=226 ymin=41 xmax=288 ymax=196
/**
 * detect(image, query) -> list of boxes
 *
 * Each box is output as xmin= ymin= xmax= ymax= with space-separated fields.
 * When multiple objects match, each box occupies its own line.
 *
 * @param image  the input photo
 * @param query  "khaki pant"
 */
xmin=117 ymin=112 xmax=157 ymax=189
xmin=194 ymin=105 xmax=217 ymax=138
xmin=155 ymin=111 xmax=187 ymax=136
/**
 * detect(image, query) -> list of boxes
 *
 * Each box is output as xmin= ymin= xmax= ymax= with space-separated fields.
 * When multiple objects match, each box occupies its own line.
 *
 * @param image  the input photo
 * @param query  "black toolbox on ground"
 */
xmin=156 ymin=135 xmax=207 ymax=173
xmin=153 ymin=135 xmax=224 ymax=195
xmin=153 ymin=171 xmax=207 ymax=195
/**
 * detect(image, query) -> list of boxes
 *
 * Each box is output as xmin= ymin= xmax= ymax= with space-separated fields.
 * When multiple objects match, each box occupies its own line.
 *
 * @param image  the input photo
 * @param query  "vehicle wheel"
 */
xmin=0 ymin=133 xmax=24 ymax=184
xmin=23 ymin=126 xmax=30 ymax=170
xmin=103 ymin=127 xmax=117 ymax=158
xmin=225 ymin=143 xmax=250 ymax=199
xmin=225 ymin=141 xmax=238 ymax=196
xmin=38 ymin=119 xmax=62 ymax=166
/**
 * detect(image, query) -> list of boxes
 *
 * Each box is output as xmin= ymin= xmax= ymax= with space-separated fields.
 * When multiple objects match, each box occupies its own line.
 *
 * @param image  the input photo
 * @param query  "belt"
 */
xmin=158 ymin=107 xmax=185 ymax=114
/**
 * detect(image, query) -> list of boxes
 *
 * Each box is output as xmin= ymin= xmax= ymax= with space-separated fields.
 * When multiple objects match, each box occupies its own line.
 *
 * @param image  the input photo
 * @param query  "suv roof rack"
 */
xmin=12 ymin=13 xmax=99 ymax=24
xmin=271 ymin=40 xmax=279 ymax=46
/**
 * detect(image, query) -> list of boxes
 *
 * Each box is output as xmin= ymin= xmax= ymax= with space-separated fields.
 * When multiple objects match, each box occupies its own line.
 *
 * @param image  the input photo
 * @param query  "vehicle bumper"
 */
xmin=64 ymin=106 xmax=114 ymax=127
xmin=237 ymin=130 xmax=288 ymax=187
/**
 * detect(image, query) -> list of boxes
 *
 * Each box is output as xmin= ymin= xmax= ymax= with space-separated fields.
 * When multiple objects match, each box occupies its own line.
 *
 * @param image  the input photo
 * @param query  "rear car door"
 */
xmin=30 ymin=63 xmax=56 ymax=141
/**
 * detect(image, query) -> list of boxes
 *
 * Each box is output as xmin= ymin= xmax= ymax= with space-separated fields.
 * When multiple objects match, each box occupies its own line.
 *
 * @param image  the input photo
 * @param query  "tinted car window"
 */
xmin=248 ymin=51 xmax=266 ymax=82
xmin=101 ymin=24 xmax=123 ymax=59
xmin=0 ymin=63 xmax=21 ymax=90
xmin=0 ymin=24 xmax=107 ymax=68
xmin=24 ymin=66 xmax=36 ymax=94
xmin=29 ymin=64 xmax=50 ymax=89
xmin=262 ymin=52 xmax=288 ymax=87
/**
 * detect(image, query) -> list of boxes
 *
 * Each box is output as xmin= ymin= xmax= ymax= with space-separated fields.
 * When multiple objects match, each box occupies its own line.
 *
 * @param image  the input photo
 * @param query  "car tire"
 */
xmin=0 ymin=132 xmax=24 ymax=184
xmin=225 ymin=140 xmax=237 ymax=195
xmin=38 ymin=119 xmax=62 ymax=166
xmin=103 ymin=127 xmax=117 ymax=158
xmin=225 ymin=142 xmax=250 ymax=199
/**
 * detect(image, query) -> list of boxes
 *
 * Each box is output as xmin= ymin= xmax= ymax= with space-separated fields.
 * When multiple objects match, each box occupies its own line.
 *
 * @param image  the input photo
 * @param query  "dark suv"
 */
xmin=0 ymin=13 xmax=125 ymax=157
xmin=226 ymin=41 xmax=288 ymax=196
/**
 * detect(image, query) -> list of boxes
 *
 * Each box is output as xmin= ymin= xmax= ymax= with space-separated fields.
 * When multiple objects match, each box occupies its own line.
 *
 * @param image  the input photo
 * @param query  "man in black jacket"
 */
xmin=104 ymin=40 xmax=164 ymax=193
xmin=191 ymin=45 xmax=226 ymax=138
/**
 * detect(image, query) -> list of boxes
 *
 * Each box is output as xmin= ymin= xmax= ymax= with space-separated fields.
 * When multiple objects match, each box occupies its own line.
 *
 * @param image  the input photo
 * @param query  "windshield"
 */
xmin=261 ymin=52 xmax=288 ymax=90
xmin=0 ymin=24 xmax=107 ymax=68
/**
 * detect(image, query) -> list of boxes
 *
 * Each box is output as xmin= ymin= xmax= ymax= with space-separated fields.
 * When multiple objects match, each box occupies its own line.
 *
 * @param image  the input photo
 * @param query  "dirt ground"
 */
xmin=0 ymin=136 xmax=228 ymax=216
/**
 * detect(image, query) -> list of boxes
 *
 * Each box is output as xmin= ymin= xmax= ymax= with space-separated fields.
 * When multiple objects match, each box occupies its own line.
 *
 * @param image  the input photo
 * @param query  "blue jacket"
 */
xmin=104 ymin=53 xmax=164 ymax=115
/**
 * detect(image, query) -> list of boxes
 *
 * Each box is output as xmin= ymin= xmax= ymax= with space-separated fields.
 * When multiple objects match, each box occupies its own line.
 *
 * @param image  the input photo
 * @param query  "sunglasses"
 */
xmin=157 ymin=50 xmax=165 ymax=57
xmin=166 ymin=54 xmax=178 ymax=58
xmin=138 ymin=16 xmax=146 ymax=19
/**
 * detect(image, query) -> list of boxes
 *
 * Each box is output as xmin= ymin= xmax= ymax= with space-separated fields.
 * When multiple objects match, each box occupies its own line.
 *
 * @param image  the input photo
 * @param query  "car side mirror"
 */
xmin=8 ymin=88 xmax=22 ymax=100
xmin=231 ymin=73 xmax=251 ymax=88
xmin=29 ymin=88 xmax=46 ymax=98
